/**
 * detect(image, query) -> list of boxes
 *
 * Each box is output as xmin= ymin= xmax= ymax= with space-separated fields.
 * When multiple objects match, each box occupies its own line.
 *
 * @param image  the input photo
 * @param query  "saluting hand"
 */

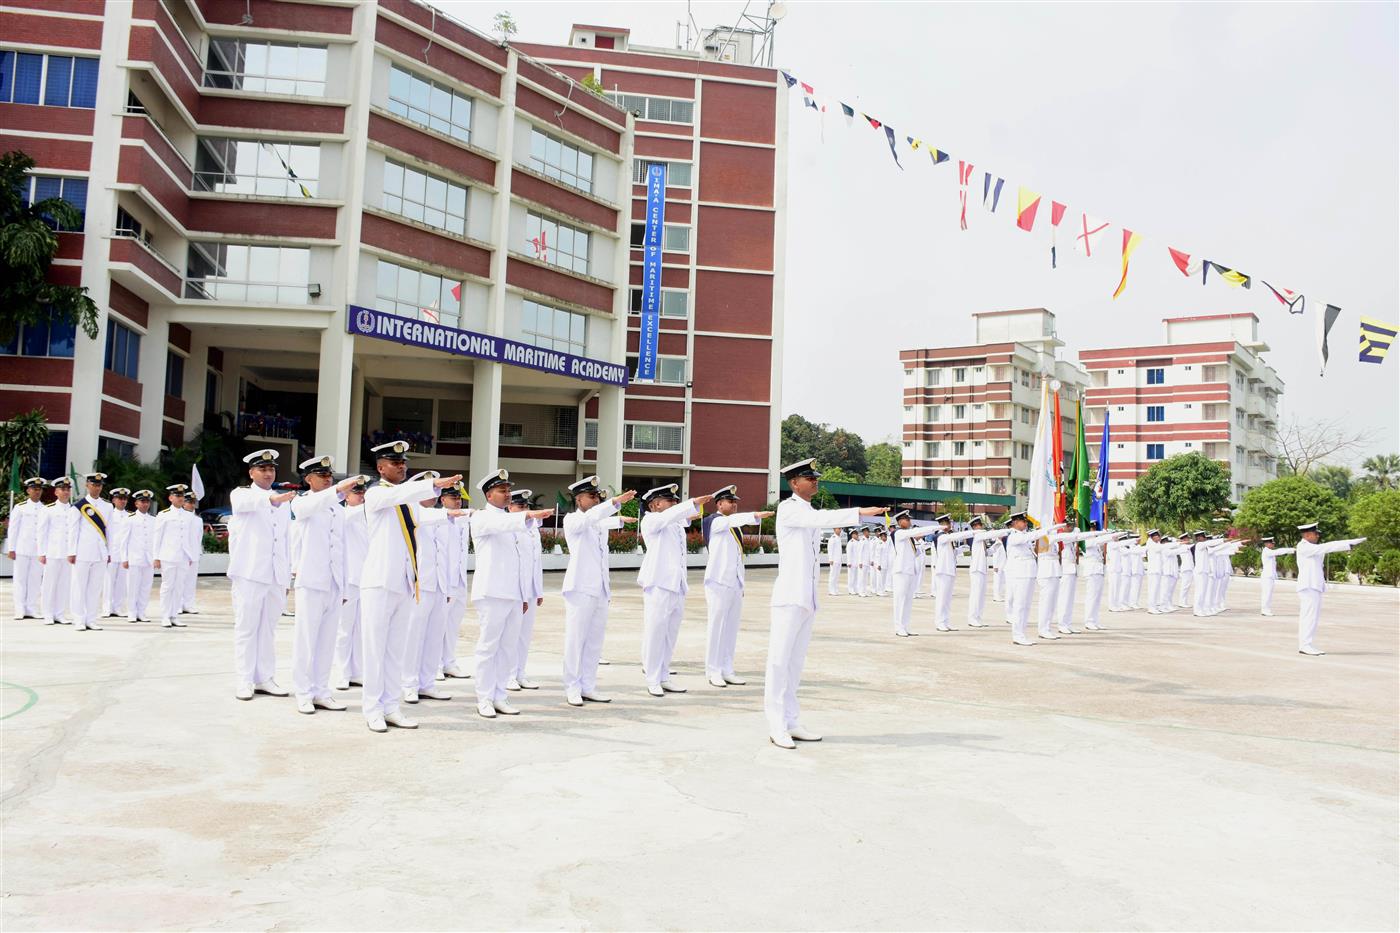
xmin=271 ymin=490 xmax=297 ymax=504
xmin=755 ymin=510 xmax=775 ymax=519
xmin=434 ymin=474 xmax=464 ymax=489
xmin=692 ymin=494 xmax=714 ymax=508
xmin=444 ymin=508 xmax=470 ymax=518
xmin=335 ymin=475 xmax=365 ymax=493
xmin=613 ymin=489 xmax=637 ymax=506
xmin=527 ymin=508 xmax=554 ymax=520
xmin=619 ymin=515 xmax=638 ymax=525
xmin=858 ymin=506 xmax=886 ymax=517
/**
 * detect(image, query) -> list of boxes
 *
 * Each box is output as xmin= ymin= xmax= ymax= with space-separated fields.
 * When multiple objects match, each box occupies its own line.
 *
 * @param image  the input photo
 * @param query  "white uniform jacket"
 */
xmin=121 ymin=511 xmax=157 ymax=564
xmin=1004 ymin=528 xmax=1045 ymax=580
xmin=343 ymin=503 xmax=369 ymax=588
xmin=770 ymin=497 xmax=860 ymax=611
xmin=154 ymin=507 xmax=201 ymax=564
xmin=516 ymin=520 xmax=544 ymax=601
xmin=1296 ymin=538 xmax=1361 ymax=593
xmin=360 ymin=478 xmax=439 ymax=595
xmin=291 ymin=485 xmax=347 ymax=592
xmin=891 ymin=526 xmax=937 ymax=576
xmin=562 ymin=501 xmax=623 ymax=599
xmin=637 ymin=498 xmax=700 ymax=594
xmin=469 ymin=504 xmax=530 ymax=602
xmin=826 ymin=532 xmax=842 ymax=565
xmin=1260 ymin=546 xmax=1295 ymax=580
xmin=704 ymin=511 xmax=760 ymax=590
xmin=933 ymin=529 xmax=976 ymax=575
xmin=969 ymin=529 xmax=1010 ymax=573
xmin=227 ymin=486 xmax=290 ymax=586
xmin=39 ymin=502 xmax=71 ymax=559
xmin=66 ymin=495 xmax=114 ymax=561
xmin=6 ymin=498 xmax=45 ymax=555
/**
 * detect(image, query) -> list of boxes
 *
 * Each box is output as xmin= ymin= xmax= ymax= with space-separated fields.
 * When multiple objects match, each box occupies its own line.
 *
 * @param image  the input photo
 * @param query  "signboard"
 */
xmin=636 ymin=162 xmax=667 ymax=382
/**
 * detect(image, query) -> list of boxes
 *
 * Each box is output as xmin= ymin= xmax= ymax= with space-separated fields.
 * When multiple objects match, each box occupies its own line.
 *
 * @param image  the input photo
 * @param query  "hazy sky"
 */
xmin=439 ymin=1 xmax=1400 ymax=465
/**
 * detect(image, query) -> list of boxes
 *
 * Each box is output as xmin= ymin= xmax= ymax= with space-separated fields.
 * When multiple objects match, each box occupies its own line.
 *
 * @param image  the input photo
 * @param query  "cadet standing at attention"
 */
xmin=333 ymin=478 xmax=369 ymax=690
xmin=506 ymin=488 xmax=545 ymax=692
xmin=766 ymin=459 xmax=883 ymax=749
xmin=966 ymin=515 xmax=1011 ymax=628
xmin=401 ymin=470 xmax=462 ymax=705
xmin=929 ymin=514 xmax=976 ymax=632
xmin=702 ymin=485 xmax=773 ymax=688
xmin=181 ymin=494 xmax=202 ymax=615
xmin=102 ymin=487 xmax=130 ymax=618
xmin=1002 ymin=512 xmax=1044 ymax=647
xmin=122 ymin=490 xmax=157 ymax=623
xmin=38 ymin=476 xmax=74 ymax=625
xmin=1293 ymin=522 xmax=1365 ymax=656
xmin=826 ymin=526 xmax=844 ymax=596
xmin=637 ymin=484 xmax=712 ymax=696
xmin=154 ymin=485 xmax=198 ymax=630
xmin=227 ymin=453 xmax=294 ymax=698
xmin=560 ymin=478 xmax=636 ymax=707
xmin=66 ymin=472 xmax=113 ymax=631
xmin=435 ymin=482 xmax=472 ymax=681
xmin=6 ymin=478 xmax=48 ymax=620
xmin=888 ymin=510 xmax=936 ymax=637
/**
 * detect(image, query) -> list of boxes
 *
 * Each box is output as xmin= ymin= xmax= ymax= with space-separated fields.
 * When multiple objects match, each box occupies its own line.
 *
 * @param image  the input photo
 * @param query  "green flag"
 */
xmin=556 ymin=489 xmax=570 ymax=513
xmin=1072 ymin=399 xmax=1091 ymax=530
xmin=7 ymin=454 xmax=20 ymax=496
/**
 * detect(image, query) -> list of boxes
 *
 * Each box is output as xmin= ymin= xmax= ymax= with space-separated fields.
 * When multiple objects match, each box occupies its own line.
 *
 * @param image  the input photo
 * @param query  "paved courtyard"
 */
xmin=2 ymin=569 xmax=1397 ymax=931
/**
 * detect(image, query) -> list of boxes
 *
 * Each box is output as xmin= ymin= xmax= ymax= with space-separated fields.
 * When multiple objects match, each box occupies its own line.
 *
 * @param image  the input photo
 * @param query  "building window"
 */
xmin=1021 ymin=408 xmax=1032 ymax=424
xmin=584 ymin=419 xmax=598 ymax=448
xmin=521 ymin=300 xmax=587 ymax=356
xmin=374 ymin=259 xmax=461 ymax=328
xmin=382 ymin=159 xmax=467 ymax=235
xmin=185 ymin=243 xmax=311 ymax=304
xmin=0 ymin=308 xmax=76 ymax=359
xmin=926 ymin=441 xmax=940 ymax=458
xmin=98 ymin=437 xmax=135 ymax=460
xmin=204 ymin=40 xmax=326 ymax=96
xmin=386 ymin=64 xmax=473 ymax=142
xmin=953 ymin=478 xmax=966 ymax=491
xmin=925 ymin=405 xmax=940 ymax=421
xmin=954 ymin=367 xmax=966 ymax=382
xmin=528 ymin=127 xmax=593 ymax=193
xmin=626 ymin=422 xmax=685 ymax=452
xmin=204 ymin=369 xmax=219 ymax=414
xmin=629 ymin=222 xmax=691 ymax=253
xmin=1147 ymin=443 xmax=1165 ymax=460
xmin=1020 ymin=370 xmax=1030 ymax=386
xmin=629 ymin=288 xmax=689 ymax=318
xmin=165 ymin=351 xmax=184 ymax=397
xmin=953 ymin=441 xmax=966 ymax=456
xmin=36 ymin=430 xmax=68 ymax=477
xmin=626 ymin=355 xmax=687 ymax=384
xmin=0 ymin=52 xmax=98 ymax=108
xmin=194 ymin=138 xmax=320 ymax=198
xmin=925 ymin=369 xmax=941 ymax=386
xmin=1147 ymin=405 xmax=1165 ymax=422
xmin=114 ymin=207 xmax=153 ymax=246
xmin=631 ymin=159 xmax=693 ymax=187
xmin=1146 ymin=367 xmax=1165 ymax=385
xmin=953 ymin=404 xmax=966 ymax=419
xmin=104 ymin=320 xmax=141 ymax=380
xmin=525 ymin=211 xmax=590 ymax=275
xmin=18 ymin=175 xmax=87 ymax=229
xmin=606 ymin=93 xmax=695 ymax=124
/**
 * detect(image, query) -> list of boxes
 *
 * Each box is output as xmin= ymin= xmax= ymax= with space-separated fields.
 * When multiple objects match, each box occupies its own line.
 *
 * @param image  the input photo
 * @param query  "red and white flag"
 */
xmin=1168 ymin=247 xmax=1202 ymax=277
xmin=958 ymin=161 xmax=974 ymax=231
xmin=1073 ymin=214 xmax=1110 ymax=257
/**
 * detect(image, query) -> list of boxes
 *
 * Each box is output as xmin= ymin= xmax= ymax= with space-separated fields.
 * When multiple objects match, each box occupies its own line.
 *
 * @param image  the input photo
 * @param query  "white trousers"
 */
xmin=1159 ymin=574 xmax=1178 ymax=612
xmin=1007 ymin=577 xmax=1035 ymax=642
xmin=992 ymin=567 xmax=1006 ymax=601
xmin=511 ymin=599 xmax=538 ymax=681
xmin=1297 ymin=588 xmax=1322 ymax=651
xmin=641 ymin=586 xmax=685 ymax=686
xmin=335 ymin=583 xmax=362 ymax=680
xmin=1036 ymin=577 xmax=1060 ymax=636
xmin=933 ymin=573 xmax=955 ymax=628
xmin=827 ymin=555 xmax=842 ymax=595
xmin=441 ymin=591 xmax=468 ymax=669
xmin=126 ymin=562 xmax=155 ymax=621
xmin=966 ymin=570 xmax=988 ymax=625
xmin=562 ymin=591 xmax=609 ymax=695
xmin=293 ymin=584 xmax=341 ymax=701
xmin=231 ymin=576 xmax=282 ymax=686
xmin=1145 ymin=572 xmax=1162 ymax=611
xmin=183 ymin=563 xmax=198 ymax=610
xmin=40 ymin=558 xmax=71 ymax=622
xmin=891 ymin=574 xmax=916 ymax=635
xmin=159 ymin=561 xmax=190 ymax=624
xmin=1129 ymin=574 xmax=1144 ymax=608
xmin=103 ymin=559 xmax=125 ymax=615
xmin=359 ymin=585 xmax=413 ymax=719
xmin=1192 ymin=571 xmax=1211 ymax=615
xmin=845 ymin=560 xmax=857 ymax=594
xmin=1260 ymin=575 xmax=1277 ymax=614
xmin=765 ymin=604 xmax=815 ymax=736
xmin=1056 ymin=573 xmax=1078 ymax=630
xmin=1082 ymin=573 xmax=1105 ymax=627
xmin=69 ymin=559 xmax=106 ymax=627
xmin=877 ymin=566 xmax=890 ymax=596
xmin=1209 ymin=574 xmax=1227 ymax=612
xmin=404 ymin=590 xmax=449 ymax=693
xmin=704 ymin=582 xmax=743 ymax=678
xmin=1176 ymin=573 xmax=1193 ymax=607
xmin=473 ymin=596 xmax=522 ymax=704
xmin=12 ymin=553 xmax=43 ymax=617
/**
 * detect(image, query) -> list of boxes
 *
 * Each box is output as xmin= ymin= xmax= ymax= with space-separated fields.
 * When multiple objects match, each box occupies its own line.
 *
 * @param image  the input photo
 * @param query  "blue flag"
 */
xmin=1089 ymin=412 xmax=1110 ymax=528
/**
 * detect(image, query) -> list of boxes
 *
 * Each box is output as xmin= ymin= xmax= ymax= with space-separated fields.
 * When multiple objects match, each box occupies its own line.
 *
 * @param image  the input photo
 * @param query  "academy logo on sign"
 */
xmin=355 ymin=308 xmax=374 ymax=334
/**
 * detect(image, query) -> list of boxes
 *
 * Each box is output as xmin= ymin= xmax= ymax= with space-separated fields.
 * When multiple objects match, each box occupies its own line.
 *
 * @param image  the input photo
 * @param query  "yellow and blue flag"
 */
xmin=1359 ymin=317 xmax=1397 ymax=365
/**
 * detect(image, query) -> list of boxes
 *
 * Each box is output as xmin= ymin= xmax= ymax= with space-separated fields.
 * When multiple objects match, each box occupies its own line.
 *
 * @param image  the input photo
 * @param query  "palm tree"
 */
xmin=1 ymin=408 xmax=51 ymax=480
xmin=1361 ymin=454 xmax=1400 ymax=490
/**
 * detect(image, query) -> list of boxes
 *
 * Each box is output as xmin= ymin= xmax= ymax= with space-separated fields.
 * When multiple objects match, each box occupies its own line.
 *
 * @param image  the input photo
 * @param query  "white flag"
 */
xmin=191 ymin=463 xmax=205 ymax=501
xmin=1072 ymin=214 xmax=1111 ymax=257
xmin=1025 ymin=381 xmax=1058 ymax=529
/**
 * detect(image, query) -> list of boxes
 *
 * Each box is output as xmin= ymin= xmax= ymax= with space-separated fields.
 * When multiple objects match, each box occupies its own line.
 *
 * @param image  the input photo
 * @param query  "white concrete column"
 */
xmin=135 ymin=309 xmax=170 ymax=461
xmin=602 ymin=108 xmax=635 ymax=495
xmin=347 ymin=364 xmax=365 ymax=471
xmin=180 ymin=332 xmax=209 ymax=441
xmin=313 ymin=327 xmax=353 ymax=464
xmin=595 ymin=385 xmax=624 ymax=492
xmin=767 ymin=72 xmax=790 ymax=504
xmin=366 ymin=394 xmax=383 ymax=435
xmin=468 ymin=363 xmax=502 ymax=485
xmin=218 ymin=351 xmax=242 ymax=418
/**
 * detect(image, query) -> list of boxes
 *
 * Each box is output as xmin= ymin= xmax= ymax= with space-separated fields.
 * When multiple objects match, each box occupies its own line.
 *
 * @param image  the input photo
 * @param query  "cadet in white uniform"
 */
xmin=436 ymin=483 xmax=472 ymax=681
xmin=1258 ymin=537 xmax=1295 ymax=616
xmin=1207 ymin=536 xmax=1239 ymax=615
xmin=929 ymin=514 xmax=976 ymax=631
xmin=1003 ymin=512 xmax=1049 ymax=646
xmin=845 ymin=528 xmax=860 ymax=595
xmin=703 ymin=485 xmax=772 ymax=687
xmin=1190 ymin=532 xmax=1219 ymax=617
xmin=1078 ymin=526 xmax=1119 ymax=631
xmin=402 ymin=470 xmax=462 ymax=706
xmin=38 ymin=476 xmax=74 ymax=624
xmin=990 ymin=533 xmax=1008 ymax=603
xmin=1152 ymin=536 xmax=1188 ymax=614
xmin=333 ymin=479 xmax=369 ymax=689
xmin=889 ymin=510 xmax=936 ymax=637
xmin=102 ymin=488 xmax=130 ymax=617
xmin=638 ymin=484 xmax=711 ymax=697
xmin=826 ymin=528 xmax=844 ymax=595
xmin=180 ymin=495 xmax=202 ymax=614
xmin=226 ymin=452 xmax=294 ymax=698
xmin=766 ymin=459 xmax=881 ymax=748
xmin=6 ymin=478 xmax=48 ymax=619
xmin=1142 ymin=530 xmax=1166 ymax=614
xmin=1174 ymin=533 xmax=1195 ymax=608
xmin=560 ymin=478 xmax=636 ymax=707
xmin=1293 ymin=522 xmax=1365 ymax=656
xmin=471 ymin=469 xmax=553 ymax=718
xmin=121 ymin=490 xmax=157 ymax=622
xmin=506 ymin=488 xmax=545 ymax=691
xmin=290 ymin=456 xmax=362 ymax=715
xmin=358 ymin=441 xmax=461 ymax=732
xmin=153 ymin=485 xmax=197 ymax=629
xmin=65 ymin=472 xmax=114 ymax=631
xmin=966 ymin=516 xmax=1010 ymax=627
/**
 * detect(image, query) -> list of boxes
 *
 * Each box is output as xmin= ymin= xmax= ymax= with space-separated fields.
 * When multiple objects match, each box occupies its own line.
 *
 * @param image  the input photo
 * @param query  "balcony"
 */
xmin=110 ymin=233 xmax=184 ymax=301
xmin=1246 ymin=393 xmax=1265 ymax=417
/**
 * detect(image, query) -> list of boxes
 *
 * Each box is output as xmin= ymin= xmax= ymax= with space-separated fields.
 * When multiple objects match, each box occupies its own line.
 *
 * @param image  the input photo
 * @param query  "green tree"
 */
xmin=0 ymin=150 xmax=99 ymax=345
xmin=1374 ymin=551 xmax=1400 ymax=586
xmin=943 ymin=496 xmax=970 ymax=523
xmin=811 ymin=465 xmax=860 ymax=509
xmin=779 ymin=414 xmax=867 ymax=477
xmin=491 ymin=10 xmax=517 ymax=43
xmin=1361 ymin=453 xmax=1400 ymax=491
xmin=1123 ymin=453 xmax=1231 ymax=533
xmin=1309 ymin=464 xmax=1352 ymax=502
xmin=1235 ymin=475 xmax=1349 ymax=545
xmin=580 ymin=72 xmax=607 ymax=98
xmin=0 ymin=408 xmax=49 ymax=480
xmin=1349 ymin=489 xmax=1400 ymax=552
xmin=864 ymin=442 xmax=903 ymax=486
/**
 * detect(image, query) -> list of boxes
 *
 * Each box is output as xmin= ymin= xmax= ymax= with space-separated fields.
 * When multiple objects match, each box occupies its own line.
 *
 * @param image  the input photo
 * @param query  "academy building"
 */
xmin=0 ymin=0 xmax=786 ymax=503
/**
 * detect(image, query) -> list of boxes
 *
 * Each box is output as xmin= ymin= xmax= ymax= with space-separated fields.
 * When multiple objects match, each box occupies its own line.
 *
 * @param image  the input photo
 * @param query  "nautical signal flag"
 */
xmin=1016 ymin=187 xmax=1041 ymax=232
xmin=1204 ymin=261 xmax=1251 ymax=289
xmin=1112 ymin=229 xmax=1143 ymax=299
xmin=958 ymin=161 xmax=974 ymax=230
xmin=1263 ymin=281 xmax=1305 ymax=314
xmin=1168 ymin=247 xmax=1202 ymax=278
xmin=1317 ymin=304 xmax=1342 ymax=375
xmin=1359 ymin=317 xmax=1397 ymax=364
xmin=883 ymin=125 xmax=902 ymax=168
xmin=1074 ymin=214 xmax=1110 ymax=256
xmin=839 ymin=102 xmax=855 ymax=125
xmin=1049 ymin=201 xmax=1067 ymax=267
xmin=982 ymin=173 xmax=1004 ymax=212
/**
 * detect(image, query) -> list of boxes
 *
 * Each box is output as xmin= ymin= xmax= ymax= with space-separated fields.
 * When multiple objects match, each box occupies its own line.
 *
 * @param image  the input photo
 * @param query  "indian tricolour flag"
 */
xmin=1025 ymin=381 xmax=1058 ymax=529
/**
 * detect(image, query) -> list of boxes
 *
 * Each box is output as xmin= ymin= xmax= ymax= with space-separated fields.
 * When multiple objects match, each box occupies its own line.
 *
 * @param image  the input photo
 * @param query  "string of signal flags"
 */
xmin=779 ymin=72 xmax=1398 ymax=376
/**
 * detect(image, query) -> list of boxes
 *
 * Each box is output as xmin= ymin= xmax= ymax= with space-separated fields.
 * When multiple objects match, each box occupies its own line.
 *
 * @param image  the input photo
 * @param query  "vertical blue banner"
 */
xmin=636 ymin=162 xmax=667 ymax=382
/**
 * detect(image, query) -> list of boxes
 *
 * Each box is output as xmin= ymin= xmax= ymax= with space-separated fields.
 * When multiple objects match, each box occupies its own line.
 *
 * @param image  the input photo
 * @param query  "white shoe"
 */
xmin=789 ymin=726 xmax=822 ymax=742
xmin=709 ymin=675 xmax=728 ymax=687
xmin=333 ymin=678 xmax=350 ymax=691
xmin=722 ymin=674 xmax=746 ymax=686
xmin=936 ymin=624 xmax=954 ymax=632
xmin=493 ymin=700 xmax=520 ymax=715
xmin=1085 ymin=623 xmax=1104 ymax=631
xmin=647 ymin=684 xmax=665 ymax=697
xmin=477 ymin=702 xmax=497 ymax=719
xmin=598 ymin=658 xmax=610 ymax=665
xmin=1039 ymin=632 xmax=1060 ymax=640
xmin=1013 ymin=638 xmax=1035 ymax=646
xmin=1299 ymin=647 xmax=1326 ymax=656
xmin=366 ymin=715 xmax=388 ymax=733
xmin=1261 ymin=611 xmax=1274 ymax=617
xmin=566 ymin=689 xmax=584 ymax=707
xmin=968 ymin=621 xmax=987 ymax=628
xmin=770 ymin=731 xmax=796 ymax=749
xmin=402 ymin=690 xmax=419 ymax=704
xmin=581 ymin=690 xmax=611 ymax=703
xmin=297 ymin=696 xmax=315 ymax=714
xmin=171 ymin=619 xmax=186 ymax=627
xmin=126 ymin=616 xmax=139 ymax=624
xmin=384 ymin=710 xmax=418 ymax=729
xmin=254 ymin=680 xmax=289 ymax=697
xmin=418 ymin=686 xmax=452 ymax=701
xmin=515 ymin=677 xmax=539 ymax=690
xmin=313 ymin=696 xmax=346 ymax=711
xmin=1057 ymin=627 xmax=1075 ymax=635
xmin=442 ymin=663 xmax=470 ymax=678
xmin=161 ymin=620 xmax=174 ymax=628
xmin=660 ymin=680 xmax=686 ymax=693
xmin=1147 ymin=608 xmax=1161 ymax=615
xmin=505 ymin=679 xmax=522 ymax=692
xmin=183 ymin=608 xmax=200 ymax=615
xmin=235 ymin=683 xmax=254 ymax=701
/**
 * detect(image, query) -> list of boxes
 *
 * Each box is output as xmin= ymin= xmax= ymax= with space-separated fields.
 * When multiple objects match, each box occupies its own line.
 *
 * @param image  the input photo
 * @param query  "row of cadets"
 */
xmin=967 ymin=515 xmax=1011 ymax=628
xmin=101 ymin=487 xmax=130 ymax=617
xmin=889 ymin=510 xmax=936 ymax=637
xmin=560 ymin=476 xmax=636 ymax=706
xmin=469 ymin=468 xmax=553 ymax=719
xmin=702 ymin=485 xmax=773 ymax=687
xmin=227 ymin=451 xmax=294 ymax=698
xmin=846 ymin=526 xmax=875 ymax=596
xmin=400 ymin=469 xmax=459 ymax=707
xmin=507 ymin=486 xmax=545 ymax=691
xmin=929 ymin=513 xmax=976 ymax=631
xmin=333 ymin=477 xmax=369 ymax=689
xmin=1108 ymin=534 xmax=1146 ymax=611
xmin=637 ymin=483 xmax=713 ymax=696
xmin=154 ymin=484 xmax=202 ymax=628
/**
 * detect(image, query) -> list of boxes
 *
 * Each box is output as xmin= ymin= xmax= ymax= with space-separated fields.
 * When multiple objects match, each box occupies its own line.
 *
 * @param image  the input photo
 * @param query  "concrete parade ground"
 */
xmin=2 ymin=570 xmax=1397 ymax=932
